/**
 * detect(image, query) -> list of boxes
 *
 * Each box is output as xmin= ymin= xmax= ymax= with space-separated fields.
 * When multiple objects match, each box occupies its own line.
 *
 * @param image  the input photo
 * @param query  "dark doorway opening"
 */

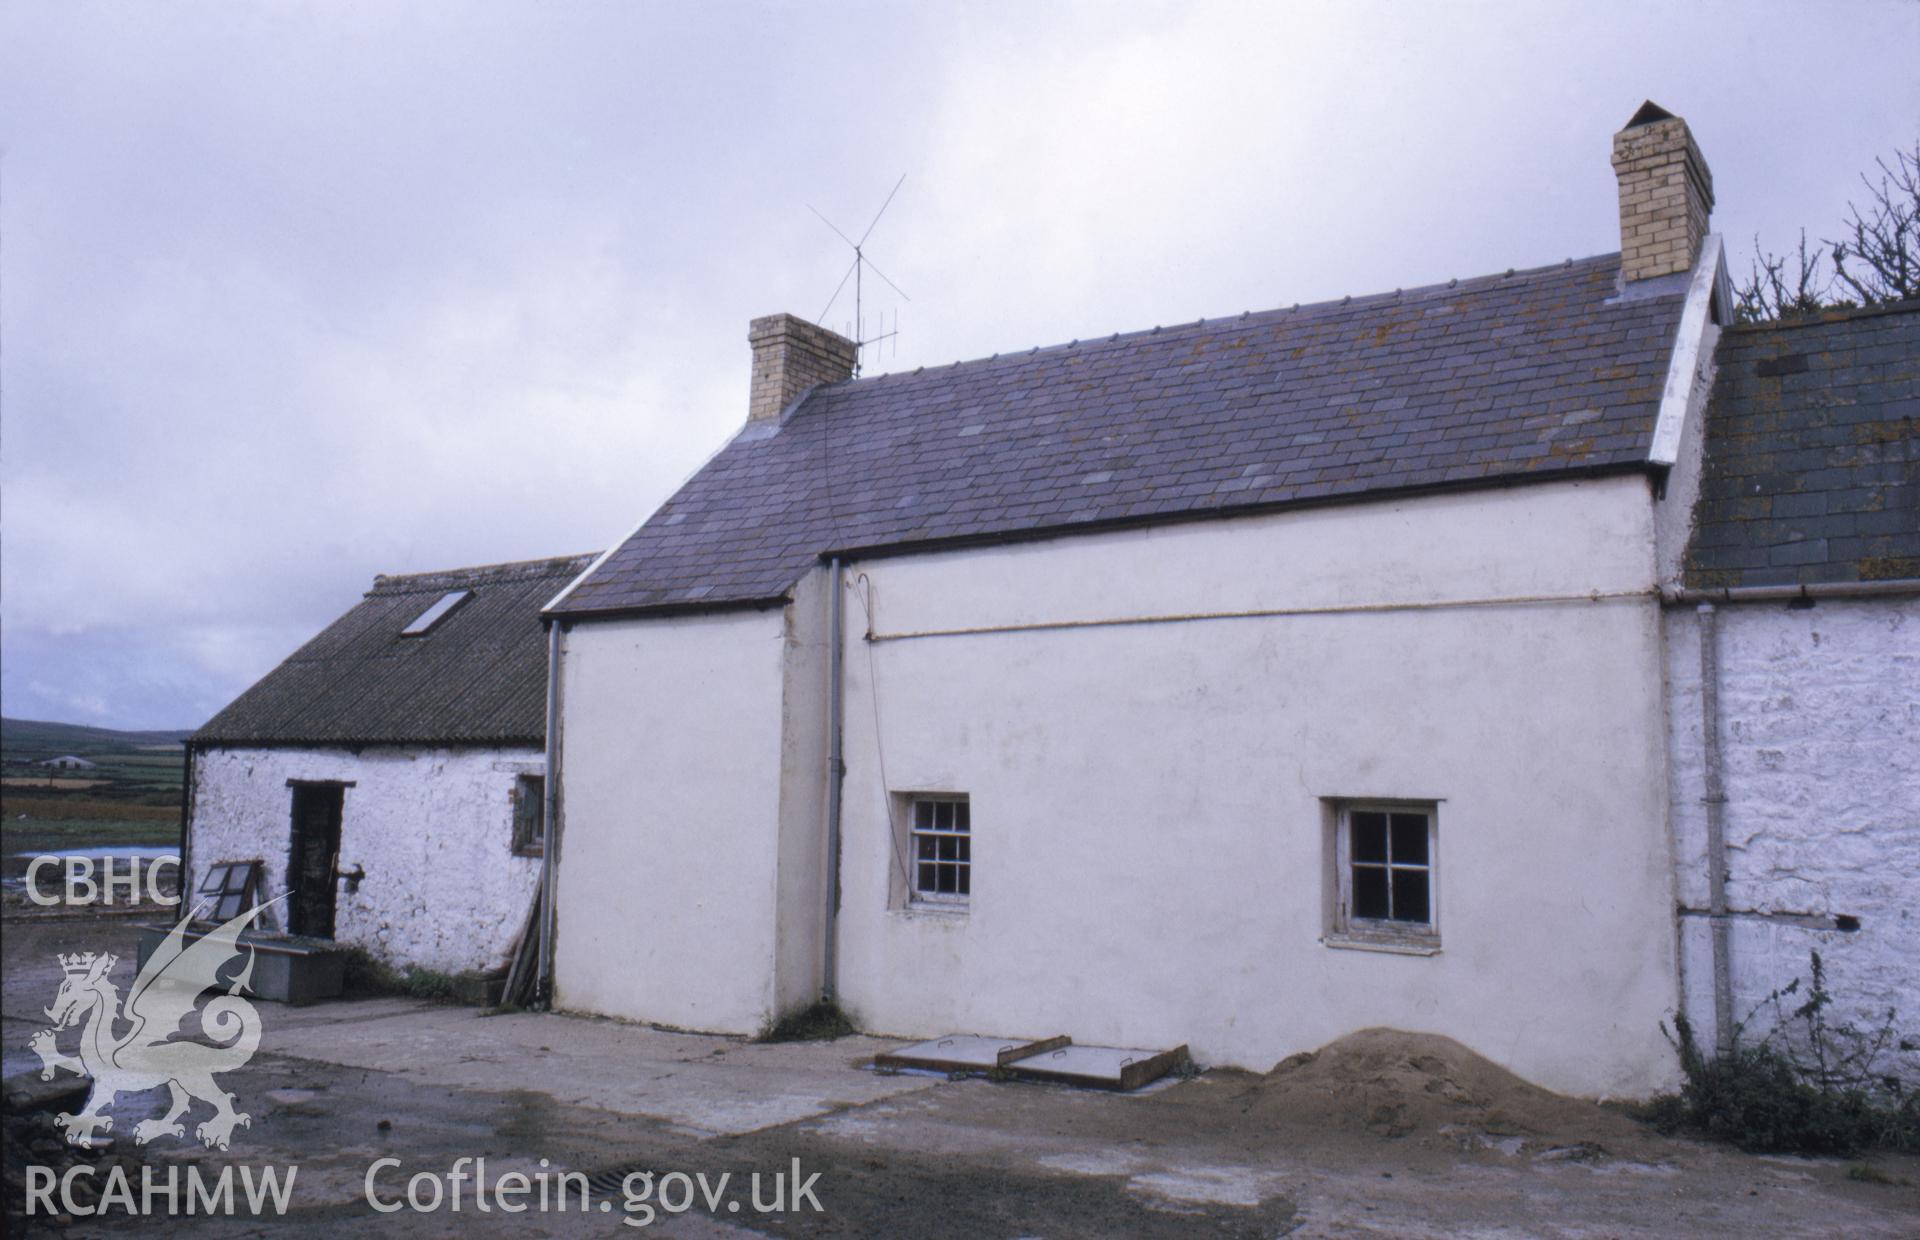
xmin=287 ymin=783 xmax=345 ymax=938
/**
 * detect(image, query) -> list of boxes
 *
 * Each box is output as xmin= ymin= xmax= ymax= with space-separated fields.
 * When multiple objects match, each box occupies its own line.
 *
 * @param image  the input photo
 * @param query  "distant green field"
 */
xmin=2 ymin=718 xmax=188 ymax=873
xmin=3 ymin=716 xmax=187 ymax=810
xmin=3 ymin=797 xmax=178 ymax=822
xmin=3 ymin=817 xmax=179 ymax=851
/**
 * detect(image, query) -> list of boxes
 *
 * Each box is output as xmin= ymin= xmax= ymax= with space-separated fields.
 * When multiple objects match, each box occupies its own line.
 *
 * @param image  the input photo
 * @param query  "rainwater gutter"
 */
xmin=1660 ymin=579 xmax=1920 ymax=606
xmin=823 ymin=557 xmax=846 ymax=1003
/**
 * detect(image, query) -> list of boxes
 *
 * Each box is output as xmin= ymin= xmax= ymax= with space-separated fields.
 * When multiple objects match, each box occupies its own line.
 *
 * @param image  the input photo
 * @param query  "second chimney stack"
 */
xmin=748 ymin=314 xmax=858 ymax=422
xmin=1612 ymin=101 xmax=1715 ymax=284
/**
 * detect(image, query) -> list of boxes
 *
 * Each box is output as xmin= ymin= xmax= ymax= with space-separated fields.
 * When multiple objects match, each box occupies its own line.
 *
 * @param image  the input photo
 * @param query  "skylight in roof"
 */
xmin=401 ymin=590 xmax=472 ymax=636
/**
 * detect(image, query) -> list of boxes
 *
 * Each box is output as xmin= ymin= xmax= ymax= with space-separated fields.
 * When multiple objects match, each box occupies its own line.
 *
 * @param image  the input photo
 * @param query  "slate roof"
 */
xmin=555 ymin=254 xmax=1686 ymax=616
xmin=1686 ymin=303 xmax=1919 ymax=588
xmin=196 ymin=554 xmax=596 ymax=747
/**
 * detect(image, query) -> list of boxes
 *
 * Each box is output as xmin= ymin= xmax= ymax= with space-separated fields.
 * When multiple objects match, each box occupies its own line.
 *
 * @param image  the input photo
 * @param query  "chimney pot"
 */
xmin=747 ymin=314 xmax=857 ymax=422
xmin=1612 ymin=101 xmax=1714 ymax=283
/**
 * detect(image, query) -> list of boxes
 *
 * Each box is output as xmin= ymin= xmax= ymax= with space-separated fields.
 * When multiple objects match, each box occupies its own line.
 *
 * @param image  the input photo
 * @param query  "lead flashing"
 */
xmin=1648 ymin=235 xmax=1727 ymax=468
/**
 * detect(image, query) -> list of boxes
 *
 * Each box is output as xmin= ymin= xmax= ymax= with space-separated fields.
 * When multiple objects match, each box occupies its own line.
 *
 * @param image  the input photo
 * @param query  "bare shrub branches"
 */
xmin=1829 ymin=143 xmax=1920 ymax=306
xmin=1735 ymin=140 xmax=1920 ymax=323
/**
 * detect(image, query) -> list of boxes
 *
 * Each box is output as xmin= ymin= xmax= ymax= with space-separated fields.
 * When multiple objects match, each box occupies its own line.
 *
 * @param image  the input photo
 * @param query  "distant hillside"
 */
xmin=2 ymin=717 xmax=191 ymax=758
xmin=2 ymin=718 xmax=187 ymax=859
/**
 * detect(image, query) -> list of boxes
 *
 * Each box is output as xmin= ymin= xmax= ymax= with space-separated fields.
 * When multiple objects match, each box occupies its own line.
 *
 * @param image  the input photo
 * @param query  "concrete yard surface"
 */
xmin=5 ymin=916 xmax=1918 ymax=1237
xmin=265 ymin=998 xmax=944 ymax=1138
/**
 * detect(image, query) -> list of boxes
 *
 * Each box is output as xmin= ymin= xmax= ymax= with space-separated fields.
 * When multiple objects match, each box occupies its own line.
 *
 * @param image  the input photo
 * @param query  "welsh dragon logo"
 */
xmin=27 ymin=902 xmax=276 ymax=1151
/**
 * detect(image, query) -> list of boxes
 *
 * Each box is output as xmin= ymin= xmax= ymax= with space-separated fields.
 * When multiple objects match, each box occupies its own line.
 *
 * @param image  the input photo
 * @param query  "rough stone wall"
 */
xmin=189 ymin=745 xmax=544 ymax=975
xmin=1666 ymin=597 xmax=1919 ymax=1067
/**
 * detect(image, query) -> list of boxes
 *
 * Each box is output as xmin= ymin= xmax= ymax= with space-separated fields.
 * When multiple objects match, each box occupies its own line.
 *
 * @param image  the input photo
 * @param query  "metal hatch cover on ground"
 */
xmin=875 ymin=1034 xmax=1189 ymax=1091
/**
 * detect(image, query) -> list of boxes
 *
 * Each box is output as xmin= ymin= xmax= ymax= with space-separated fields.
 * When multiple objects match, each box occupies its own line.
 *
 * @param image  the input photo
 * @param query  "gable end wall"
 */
xmin=552 ymin=608 xmax=790 ymax=1033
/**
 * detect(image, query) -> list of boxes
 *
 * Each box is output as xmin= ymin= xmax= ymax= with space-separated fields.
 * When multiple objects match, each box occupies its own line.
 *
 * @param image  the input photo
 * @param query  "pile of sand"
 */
xmin=1231 ymin=1028 xmax=1635 ymax=1145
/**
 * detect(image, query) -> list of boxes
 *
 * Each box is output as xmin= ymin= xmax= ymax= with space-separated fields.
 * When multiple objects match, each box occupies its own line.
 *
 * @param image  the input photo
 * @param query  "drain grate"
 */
xmin=584 ymin=1163 xmax=646 ymax=1195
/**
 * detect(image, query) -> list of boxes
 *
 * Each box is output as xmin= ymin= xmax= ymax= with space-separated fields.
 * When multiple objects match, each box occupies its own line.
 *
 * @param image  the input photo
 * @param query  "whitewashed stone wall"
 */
xmin=1666 ymin=598 xmax=1920 ymax=1067
xmin=189 ymin=746 xmax=544 ymax=975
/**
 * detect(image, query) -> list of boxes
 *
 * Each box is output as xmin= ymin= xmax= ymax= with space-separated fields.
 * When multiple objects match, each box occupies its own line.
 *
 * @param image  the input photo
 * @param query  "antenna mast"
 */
xmin=810 ymin=173 xmax=910 ymax=375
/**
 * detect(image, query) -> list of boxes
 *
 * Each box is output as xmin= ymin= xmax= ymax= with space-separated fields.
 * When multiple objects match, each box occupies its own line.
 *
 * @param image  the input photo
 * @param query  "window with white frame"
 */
xmin=909 ymin=795 xmax=970 ymax=905
xmin=1331 ymin=802 xmax=1437 ymax=946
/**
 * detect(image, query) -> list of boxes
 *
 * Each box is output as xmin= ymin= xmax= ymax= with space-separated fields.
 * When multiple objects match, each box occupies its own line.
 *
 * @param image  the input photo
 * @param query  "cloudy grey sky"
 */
xmin=2 ymin=1 xmax=1915 ymax=730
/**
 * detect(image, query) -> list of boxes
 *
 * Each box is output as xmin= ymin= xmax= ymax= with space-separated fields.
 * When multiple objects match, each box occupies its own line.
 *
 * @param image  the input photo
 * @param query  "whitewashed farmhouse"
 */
xmin=531 ymin=101 xmax=1899 ymax=1100
xmin=184 ymin=102 xmax=1913 ymax=1096
xmin=186 ymin=554 xmax=592 ymax=975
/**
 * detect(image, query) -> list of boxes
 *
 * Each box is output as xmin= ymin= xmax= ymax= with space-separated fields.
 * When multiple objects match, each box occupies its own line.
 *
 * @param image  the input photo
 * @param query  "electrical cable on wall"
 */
xmin=855 ymin=572 xmax=914 ymax=892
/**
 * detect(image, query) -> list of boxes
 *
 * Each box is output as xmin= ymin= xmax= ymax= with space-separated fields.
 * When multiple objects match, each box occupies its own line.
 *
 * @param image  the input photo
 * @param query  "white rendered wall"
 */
xmin=772 ymin=567 xmax=831 ymax=1016
xmin=1665 ymin=598 xmax=1919 ymax=1064
xmin=552 ymin=608 xmax=790 ymax=1034
xmin=188 ymin=746 xmax=544 ymax=974
xmin=833 ymin=475 xmax=1682 ymax=1098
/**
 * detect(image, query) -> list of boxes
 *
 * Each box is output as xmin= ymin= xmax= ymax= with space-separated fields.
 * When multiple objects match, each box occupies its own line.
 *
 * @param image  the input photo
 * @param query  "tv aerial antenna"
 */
xmin=810 ymin=173 xmax=910 ymax=375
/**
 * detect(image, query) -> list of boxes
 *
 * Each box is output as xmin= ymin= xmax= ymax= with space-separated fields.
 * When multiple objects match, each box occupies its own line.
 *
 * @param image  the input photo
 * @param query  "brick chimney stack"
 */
xmin=1612 ymin=101 xmax=1715 ymax=284
xmin=747 ymin=314 xmax=858 ymax=422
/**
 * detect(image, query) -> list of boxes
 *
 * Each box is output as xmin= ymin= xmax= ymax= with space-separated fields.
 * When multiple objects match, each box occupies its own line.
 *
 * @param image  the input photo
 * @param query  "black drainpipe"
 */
xmin=537 ymin=619 xmax=563 ymax=1007
xmin=176 ymin=740 xmax=197 ymax=913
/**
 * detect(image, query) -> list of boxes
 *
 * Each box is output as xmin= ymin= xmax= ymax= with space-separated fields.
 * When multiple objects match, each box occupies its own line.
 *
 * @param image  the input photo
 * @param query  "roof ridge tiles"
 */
xmin=369 ymin=553 xmax=598 ymax=595
xmin=846 ymin=252 xmax=1624 ymax=389
xmin=1722 ymin=296 xmax=1920 ymax=334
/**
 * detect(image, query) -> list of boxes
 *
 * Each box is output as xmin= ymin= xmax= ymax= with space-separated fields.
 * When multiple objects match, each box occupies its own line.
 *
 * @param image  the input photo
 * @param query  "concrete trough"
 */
xmin=136 ymin=924 xmax=346 ymax=1005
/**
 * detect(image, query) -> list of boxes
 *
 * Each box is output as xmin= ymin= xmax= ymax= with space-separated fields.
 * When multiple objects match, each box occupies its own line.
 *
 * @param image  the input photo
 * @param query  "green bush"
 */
xmin=1638 ymin=954 xmax=1918 ymax=1154
xmin=398 ymin=967 xmax=459 ymax=1002
xmin=338 ymin=948 xmax=490 ymax=1007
